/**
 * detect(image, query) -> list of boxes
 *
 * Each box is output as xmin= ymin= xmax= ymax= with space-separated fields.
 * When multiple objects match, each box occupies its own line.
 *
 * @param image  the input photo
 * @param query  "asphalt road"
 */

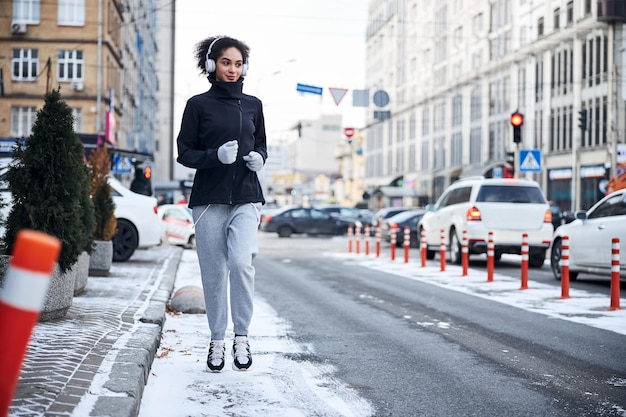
xmin=255 ymin=232 xmax=626 ymax=417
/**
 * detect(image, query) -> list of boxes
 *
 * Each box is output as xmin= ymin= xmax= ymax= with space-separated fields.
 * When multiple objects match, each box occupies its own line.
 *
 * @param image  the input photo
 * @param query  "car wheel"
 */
xmin=186 ymin=235 xmax=196 ymax=250
xmin=550 ymin=239 xmax=578 ymax=280
xmin=277 ymin=225 xmax=293 ymax=238
xmin=448 ymin=229 xmax=462 ymax=264
xmin=112 ymin=219 xmax=138 ymax=262
xmin=529 ymin=251 xmax=546 ymax=268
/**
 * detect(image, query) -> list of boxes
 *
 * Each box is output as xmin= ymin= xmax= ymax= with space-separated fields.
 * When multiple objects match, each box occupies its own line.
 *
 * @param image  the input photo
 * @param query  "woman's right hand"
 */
xmin=217 ymin=140 xmax=238 ymax=164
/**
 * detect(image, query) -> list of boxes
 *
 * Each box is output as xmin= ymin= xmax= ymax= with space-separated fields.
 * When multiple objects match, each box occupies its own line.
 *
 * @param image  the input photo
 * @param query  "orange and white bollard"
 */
xmin=486 ymin=231 xmax=494 ymax=282
xmin=461 ymin=229 xmax=469 ymax=276
xmin=375 ymin=225 xmax=381 ymax=258
xmin=390 ymin=226 xmax=397 ymax=261
xmin=0 ymin=230 xmax=62 ymax=417
xmin=355 ymin=224 xmax=361 ymax=255
xmin=364 ymin=225 xmax=371 ymax=256
xmin=440 ymin=229 xmax=446 ymax=272
xmin=347 ymin=226 xmax=353 ymax=253
xmin=520 ymin=233 xmax=529 ymax=290
xmin=560 ymin=236 xmax=570 ymax=299
xmin=403 ymin=226 xmax=410 ymax=263
xmin=420 ymin=228 xmax=427 ymax=268
xmin=609 ymin=238 xmax=622 ymax=311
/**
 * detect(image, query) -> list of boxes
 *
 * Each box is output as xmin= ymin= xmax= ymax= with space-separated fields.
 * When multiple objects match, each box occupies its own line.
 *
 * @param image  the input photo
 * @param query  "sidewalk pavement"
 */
xmin=8 ymin=244 xmax=184 ymax=417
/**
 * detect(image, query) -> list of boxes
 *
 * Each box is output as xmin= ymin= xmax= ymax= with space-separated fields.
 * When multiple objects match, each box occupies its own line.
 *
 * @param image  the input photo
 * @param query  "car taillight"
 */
xmin=390 ymin=223 xmax=398 ymax=229
xmin=544 ymin=209 xmax=552 ymax=223
xmin=153 ymin=206 xmax=158 ymax=214
xmin=265 ymin=215 xmax=272 ymax=223
xmin=466 ymin=206 xmax=481 ymax=221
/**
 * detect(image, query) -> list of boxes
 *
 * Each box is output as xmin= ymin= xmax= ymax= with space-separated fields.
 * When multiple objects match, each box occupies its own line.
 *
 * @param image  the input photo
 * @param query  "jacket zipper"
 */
xmin=229 ymin=99 xmax=243 ymax=204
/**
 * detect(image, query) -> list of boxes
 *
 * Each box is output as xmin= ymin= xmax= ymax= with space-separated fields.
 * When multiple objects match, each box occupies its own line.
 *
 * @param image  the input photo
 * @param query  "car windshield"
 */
xmin=388 ymin=210 xmax=421 ymax=222
xmin=475 ymin=185 xmax=546 ymax=204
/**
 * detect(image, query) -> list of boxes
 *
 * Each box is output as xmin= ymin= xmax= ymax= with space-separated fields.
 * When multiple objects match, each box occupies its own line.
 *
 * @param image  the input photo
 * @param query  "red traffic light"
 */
xmin=510 ymin=112 xmax=524 ymax=127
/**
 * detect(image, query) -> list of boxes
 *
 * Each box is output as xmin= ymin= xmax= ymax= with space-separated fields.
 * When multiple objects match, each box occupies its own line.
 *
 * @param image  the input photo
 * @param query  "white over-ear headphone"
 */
xmin=205 ymin=36 xmax=248 ymax=76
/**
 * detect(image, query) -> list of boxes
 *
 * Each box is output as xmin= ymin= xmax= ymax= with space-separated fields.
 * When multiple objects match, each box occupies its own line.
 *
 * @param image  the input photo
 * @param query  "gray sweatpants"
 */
xmin=192 ymin=203 xmax=261 ymax=340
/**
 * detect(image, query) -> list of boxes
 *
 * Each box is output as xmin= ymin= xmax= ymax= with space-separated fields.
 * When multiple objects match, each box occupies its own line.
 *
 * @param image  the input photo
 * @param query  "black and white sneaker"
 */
xmin=232 ymin=335 xmax=253 ymax=371
xmin=206 ymin=340 xmax=225 ymax=372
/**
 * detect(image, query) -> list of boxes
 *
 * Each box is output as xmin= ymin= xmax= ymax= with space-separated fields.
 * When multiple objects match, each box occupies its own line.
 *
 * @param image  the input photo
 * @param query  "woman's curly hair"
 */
xmin=194 ymin=36 xmax=250 ymax=75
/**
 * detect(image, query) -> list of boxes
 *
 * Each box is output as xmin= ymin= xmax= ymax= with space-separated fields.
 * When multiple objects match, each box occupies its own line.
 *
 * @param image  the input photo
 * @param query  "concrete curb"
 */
xmin=89 ymin=246 xmax=183 ymax=417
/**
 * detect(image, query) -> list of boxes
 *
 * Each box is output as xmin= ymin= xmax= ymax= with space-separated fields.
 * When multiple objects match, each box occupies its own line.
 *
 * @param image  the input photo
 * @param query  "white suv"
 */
xmin=418 ymin=177 xmax=553 ymax=268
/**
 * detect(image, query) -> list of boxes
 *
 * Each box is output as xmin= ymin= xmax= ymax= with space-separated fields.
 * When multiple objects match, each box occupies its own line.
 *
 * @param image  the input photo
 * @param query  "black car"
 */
xmin=380 ymin=209 xmax=426 ymax=247
xmin=550 ymin=204 xmax=576 ymax=230
xmin=259 ymin=207 xmax=361 ymax=238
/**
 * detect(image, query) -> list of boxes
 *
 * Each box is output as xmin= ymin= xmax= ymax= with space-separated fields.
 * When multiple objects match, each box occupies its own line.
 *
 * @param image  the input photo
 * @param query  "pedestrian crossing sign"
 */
xmin=519 ymin=149 xmax=542 ymax=172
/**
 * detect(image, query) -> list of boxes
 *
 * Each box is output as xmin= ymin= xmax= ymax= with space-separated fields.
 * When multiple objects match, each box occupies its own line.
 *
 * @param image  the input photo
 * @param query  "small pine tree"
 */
xmin=88 ymin=145 xmax=117 ymax=241
xmin=4 ymin=88 xmax=95 ymax=273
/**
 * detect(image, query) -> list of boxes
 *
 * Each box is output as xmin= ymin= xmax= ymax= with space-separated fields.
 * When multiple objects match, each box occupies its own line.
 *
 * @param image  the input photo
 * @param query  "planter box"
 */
xmin=73 ymin=251 xmax=90 ymax=296
xmin=89 ymin=240 xmax=113 ymax=277
xmin=0 ymin=254 xmax=75 ymax=321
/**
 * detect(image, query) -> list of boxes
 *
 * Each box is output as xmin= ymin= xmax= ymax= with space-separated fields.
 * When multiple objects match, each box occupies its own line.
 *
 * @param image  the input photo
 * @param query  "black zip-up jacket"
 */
xmin=176 ymin=78 xmax=267 ymax=208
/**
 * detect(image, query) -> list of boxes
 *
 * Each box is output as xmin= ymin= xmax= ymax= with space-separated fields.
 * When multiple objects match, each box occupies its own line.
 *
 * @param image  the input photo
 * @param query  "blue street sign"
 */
xmin=296 ymin=83 xmax=323 ymax=95
xmin=519 ymin=149 xmax=542 ymax=172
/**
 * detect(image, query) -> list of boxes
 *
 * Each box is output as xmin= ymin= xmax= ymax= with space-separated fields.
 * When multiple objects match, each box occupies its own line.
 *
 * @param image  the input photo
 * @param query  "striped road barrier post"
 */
xmin=440 ymin=229 xmax=446 ymax=272
xmin=609 ymin=238 xmax=622 ymax=311
xmin=0 ymin=230 xmax=62 ymax=417
xmin=462 ymin=229 xmax=469 ymax=276
xmin=520 ymin=233 xmax=529 ymax=290
xmin=404 ymin=226 xmax=410 ymax=263
xmin=487 ymin=231 xmax=494 ymax=282
xmin=560 ymin=236 xmax=570 ymax=299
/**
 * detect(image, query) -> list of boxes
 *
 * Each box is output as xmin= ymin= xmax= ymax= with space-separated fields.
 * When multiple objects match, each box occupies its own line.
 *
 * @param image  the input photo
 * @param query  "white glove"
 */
xmin=217 ymin=140 xmax=238 ymax=164
xmin=243 ymin=151 xmax=263 ymax=171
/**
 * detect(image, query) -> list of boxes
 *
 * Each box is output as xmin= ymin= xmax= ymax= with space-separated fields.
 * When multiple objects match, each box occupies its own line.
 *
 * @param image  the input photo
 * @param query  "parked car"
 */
xmin=550 ymin=189 xmax=626 ymax=281
xmin=260 ymin=206 xmax=361 ymax=237
xmin=0 ymin=164 xmax=162 ymax=262
xmin=418 ymin=177 xmax=553 ymax=268
xmin=380 ymin=209 xmax=426 ymax=247
xmin=550 ymin=203 xmax=576 ymax=230
xmin=370 ymin=207 xmax=412 ymax=231
xmin=314 ymin=204 xmax=374 ymax=226
xmin=157 ymin=204 xmax=195 ymax=249
xmin=109 ymin=177 xmax=162 ymax=261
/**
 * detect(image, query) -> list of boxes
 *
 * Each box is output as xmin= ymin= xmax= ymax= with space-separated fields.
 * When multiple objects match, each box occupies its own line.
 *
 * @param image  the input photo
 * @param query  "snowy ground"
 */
xmin=139 ymin=246 xmax=626 ymax=417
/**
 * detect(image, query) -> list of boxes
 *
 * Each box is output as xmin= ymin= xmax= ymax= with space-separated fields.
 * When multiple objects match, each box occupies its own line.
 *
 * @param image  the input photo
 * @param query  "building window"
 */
xmin=538 ymin=17 xmax=544 ymax=37
xmin=554 ymin=8 xmax=560 ymax=30
xmin=452 ymin=94 xmax=462 ymax=126
xmin=57 ymin=50 xmax=84 ymax=81
xmin=451 ymin=133 xmax=463 ymax=166
xmin=421 ymin=140 xmax=430 ymax=170
xmin=566 ymin=1 xmax=573 ymax=25
xmin=11 ymin=107 xmax=37 ymax=137
xmin=58 ymin=0 xmax=85 ymax=25
xmin=469 ymin=128 xmax=482 ymax=164
xmin=584 ymin=0 xmax=592 ymax=15
xmin=12 ymin=48 xmax=38 ymax=81
xmin=12 ymin=0 xmax=40 ymax=23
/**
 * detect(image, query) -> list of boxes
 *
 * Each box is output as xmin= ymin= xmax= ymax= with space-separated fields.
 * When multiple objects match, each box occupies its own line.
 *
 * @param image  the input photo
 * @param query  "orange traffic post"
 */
xmin=0 ymin=230 xmax=62 ymax=417
xmin=355 ymin=225 xmax=361 ymax=255
xmin=375 ymin=226 xmax=381 ymax=258
xmin=390 ymin=226 xmax=397 ymax=261
xmin=461 ymin=229 xmax=469 ymax=276
xmin=364 ymin=225 xmax=371 ymax=256
xmin=560 ymin=236 xmax=571 ymax=299
xmin=347 ymin=226 xmax=353 ymax=253
xmin=609 ymin=238 xmax=622 ymax=311
xmin=420 ymin=228 xmax=427 ymax=268
xmin=439 ymin=229 xmax=446 ymax=272
xmin=486 ymin=231 xmax=494 ymax=282
xmin=403 ymin=226 xmax=410 ymax=263
xmin=520 ymin=233 xmax=529 ymax=290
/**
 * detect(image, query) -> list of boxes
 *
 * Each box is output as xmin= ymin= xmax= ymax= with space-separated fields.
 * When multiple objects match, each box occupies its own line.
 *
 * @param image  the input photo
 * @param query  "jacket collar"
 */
xmin=208 ymin=78 xmax=244 ymax=100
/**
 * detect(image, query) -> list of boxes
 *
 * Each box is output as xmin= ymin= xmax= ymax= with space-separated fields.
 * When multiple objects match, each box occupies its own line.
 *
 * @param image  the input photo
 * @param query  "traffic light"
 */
xmin=578 ymin=109 xmax=587 ymax=131
xmin=510 ymin=111 xmax=524 ymax=143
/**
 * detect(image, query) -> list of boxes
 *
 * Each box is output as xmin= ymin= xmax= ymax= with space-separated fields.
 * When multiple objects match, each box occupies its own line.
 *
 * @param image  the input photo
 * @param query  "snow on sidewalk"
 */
xmin=138 ymin=250 xmax=373 ymax=417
